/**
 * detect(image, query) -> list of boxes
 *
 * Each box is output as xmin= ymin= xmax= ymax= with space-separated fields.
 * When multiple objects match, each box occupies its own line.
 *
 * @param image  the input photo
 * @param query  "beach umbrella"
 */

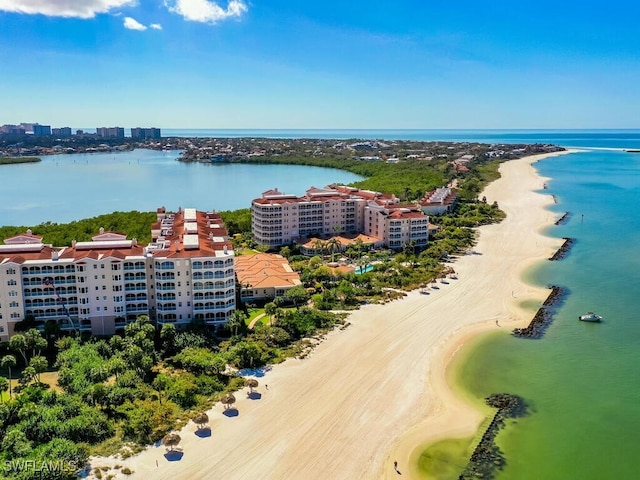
xmin=221 ymin=393 xmax=236 ymax=409
xmin=192 ymin=412 xmax=209 ymax=429
xmin=162 ymin=433 xmax=181 ymax=451
xmin=244 ymin=378 xmax=259 ymax=393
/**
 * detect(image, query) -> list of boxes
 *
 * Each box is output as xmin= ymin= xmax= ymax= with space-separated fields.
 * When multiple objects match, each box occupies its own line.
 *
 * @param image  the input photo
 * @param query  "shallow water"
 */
xmin=426 ymin=147 xmax=640 ymax=479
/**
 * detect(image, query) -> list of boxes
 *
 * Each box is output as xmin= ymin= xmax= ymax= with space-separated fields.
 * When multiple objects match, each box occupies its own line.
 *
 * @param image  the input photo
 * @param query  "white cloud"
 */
xmin=124 ymin=16 xmax=147 ymax=30
xmin=165 ymin=0 xmax=247 ymax=24
xmin=150 ymin=23 xmax=162 ymax=30
xmin=0 ymin=0 xmax=134 ymax=18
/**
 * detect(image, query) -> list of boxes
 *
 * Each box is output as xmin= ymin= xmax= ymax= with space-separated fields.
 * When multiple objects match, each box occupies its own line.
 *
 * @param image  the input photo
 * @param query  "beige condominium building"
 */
xmin=0 ymin=208 xmax=234 ymax=341
xmin=252 ymin=185 xmax=430 ymax=250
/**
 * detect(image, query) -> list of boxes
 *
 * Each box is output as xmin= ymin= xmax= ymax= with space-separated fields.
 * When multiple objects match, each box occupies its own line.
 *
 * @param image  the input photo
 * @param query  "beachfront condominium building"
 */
xmin=131 ymin=127 xmax=162 ymax=139
xmin=0 ymin=208 xmax=235 ymax=341
xmin=251 ymin=185 xmax=430 ymax=250
xmin=420 ymin=187 xmax=458 ymax=215
xmin=96 ymin=127 xmax=125 ymax=138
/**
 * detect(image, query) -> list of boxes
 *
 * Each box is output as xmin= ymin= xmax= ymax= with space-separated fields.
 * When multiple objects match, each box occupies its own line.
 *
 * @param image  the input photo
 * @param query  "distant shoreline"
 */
xmin=0 ymin=156 xmax=40 ymax=165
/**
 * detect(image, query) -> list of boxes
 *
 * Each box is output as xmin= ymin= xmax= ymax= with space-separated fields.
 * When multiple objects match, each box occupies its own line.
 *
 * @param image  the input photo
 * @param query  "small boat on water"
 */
xmin=579 ymin=312 xmax=602 ymax=322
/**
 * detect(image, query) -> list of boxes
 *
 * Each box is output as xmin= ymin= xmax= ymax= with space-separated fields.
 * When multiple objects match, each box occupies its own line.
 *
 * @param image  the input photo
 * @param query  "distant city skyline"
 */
xmin=1 ymin=1 xmax=639 ymax=129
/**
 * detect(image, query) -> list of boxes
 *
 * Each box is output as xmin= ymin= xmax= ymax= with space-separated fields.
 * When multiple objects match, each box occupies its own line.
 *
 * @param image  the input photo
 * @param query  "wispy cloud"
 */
xmin=150 ymin=23 xmax=162 ymax=30
xmin=124 ymin=16 xmax=147 ymax=31
xmin=165 ymin=0 xmax=247 ymax=24
xmin=0 ymin=0 xmax=134 ymax=18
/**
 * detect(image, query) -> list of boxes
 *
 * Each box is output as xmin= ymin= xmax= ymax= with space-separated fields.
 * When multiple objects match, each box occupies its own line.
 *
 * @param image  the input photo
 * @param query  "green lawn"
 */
xmin=246 ymin=308 xmax=266 ymax=325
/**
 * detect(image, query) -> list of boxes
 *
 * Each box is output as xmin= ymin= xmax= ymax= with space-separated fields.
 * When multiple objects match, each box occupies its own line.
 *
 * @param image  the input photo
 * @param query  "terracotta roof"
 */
xmin=235 ymin=253 xmax=301 ymax=289
xmin=151 ymin=209 xmax=233 ymax=259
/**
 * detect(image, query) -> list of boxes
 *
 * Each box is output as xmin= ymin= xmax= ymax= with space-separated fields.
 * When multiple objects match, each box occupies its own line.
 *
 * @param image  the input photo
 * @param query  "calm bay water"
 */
xmin=3 ymin=130 xmax=640 ymax=477
xmin=0 ymin=149 xmax=363 ymax=226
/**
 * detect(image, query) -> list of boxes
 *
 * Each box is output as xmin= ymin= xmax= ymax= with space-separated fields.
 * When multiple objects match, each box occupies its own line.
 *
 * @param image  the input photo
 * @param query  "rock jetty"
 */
xmin=549 ymin=237 xmax=574 ymax=261
xmin=554 ymin=212 xmax=570 ymax=225
xmin=512 ymin=286 xmax=565 ymax=339
xmin=459 ymin=394 xmax=529 ymax=480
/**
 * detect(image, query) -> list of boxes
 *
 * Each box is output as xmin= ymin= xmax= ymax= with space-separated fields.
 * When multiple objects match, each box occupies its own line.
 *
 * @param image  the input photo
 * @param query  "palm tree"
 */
xmin=264 ymin=302 xmax=277 ymax=325
xmin=1 ymin=355 xmax=16 ymax=398
xmin=312 ymin=238 xmax=325 ymax=256
xmin=228 ymin=310 xmax=246 ymax=336
xmin=0 ymin=377 xmax=8 ymax=403
xmin=162 ymin=433 xmax=181 ymax=451
xmin=192 ymin=412 xmax=209 ymax=430
xmin=244 ymin=378 xmax=258 ymax=393
xmin=327 ymin=237 xmax=341 ymax=262
xmin=221 ymin=393 xmax=236 ymax=410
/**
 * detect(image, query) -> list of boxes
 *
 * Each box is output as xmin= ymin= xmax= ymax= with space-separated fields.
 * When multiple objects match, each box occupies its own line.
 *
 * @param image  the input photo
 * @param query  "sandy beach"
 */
xmin=93 ymin=150 xmax=573 ymax=480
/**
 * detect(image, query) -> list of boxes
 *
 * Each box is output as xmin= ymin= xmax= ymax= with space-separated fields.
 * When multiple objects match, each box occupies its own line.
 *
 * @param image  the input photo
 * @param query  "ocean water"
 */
xmin=439 ymin=144 xmax=640 ymax=478
xmin=157 ymin=129 xmax=640 ymax=149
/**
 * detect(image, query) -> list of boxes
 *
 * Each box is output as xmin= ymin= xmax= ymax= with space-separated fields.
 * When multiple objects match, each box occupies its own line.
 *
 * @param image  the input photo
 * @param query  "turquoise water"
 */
xmin=0 ymin=149 xmax=363 ymax=226
xmin=457 ymin=147 xmax=640 ymax=478
xmin=354 ymin=264 xmax=374 ymax=274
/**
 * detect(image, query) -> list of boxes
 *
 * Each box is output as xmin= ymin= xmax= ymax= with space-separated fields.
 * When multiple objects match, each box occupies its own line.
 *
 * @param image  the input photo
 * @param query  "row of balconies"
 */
xmin=193 ymin=290 xmax=235 ymax=301
xmin=192 ymin=260 xmax=234 ymax=269
xmin=22 ymin=266 xmax=75 ymax=275
xmin=193 ymin=280 xmax=235 ymax=290
xmin=123 ymin=264 xmax=146 ymax=271
xmin=253 ymin=226 xmax=283 ymax=233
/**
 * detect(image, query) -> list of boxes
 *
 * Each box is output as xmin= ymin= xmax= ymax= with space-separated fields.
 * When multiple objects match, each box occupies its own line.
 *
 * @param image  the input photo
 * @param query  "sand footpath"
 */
xmin=92 ymin=150 xmax=573 ymax=480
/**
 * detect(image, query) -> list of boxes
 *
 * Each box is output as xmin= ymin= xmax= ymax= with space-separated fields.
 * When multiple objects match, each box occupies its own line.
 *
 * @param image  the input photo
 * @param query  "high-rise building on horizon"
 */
xmin=131 ymin=127 xmax=161 ymax=139
xmin=52 ymin=127 xmax=72 ymax=137
xmin=96 ymin=127 xmax=125 ymax=138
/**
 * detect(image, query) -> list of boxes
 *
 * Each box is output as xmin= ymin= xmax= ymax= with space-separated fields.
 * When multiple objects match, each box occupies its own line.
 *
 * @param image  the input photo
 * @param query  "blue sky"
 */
xmin=1 ymin=0 xmax=639 ymax=129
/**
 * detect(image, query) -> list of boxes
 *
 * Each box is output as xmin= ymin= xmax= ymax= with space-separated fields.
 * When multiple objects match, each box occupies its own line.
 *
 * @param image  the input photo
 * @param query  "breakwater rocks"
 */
xmin=459 ymin=394 xmax=529 ymax=480
xmin=554 ymin=212 xmax=570 ymax=225
xmin=512 ymin=286 xmax=565 ymax=339
xmin=549 ymin=237 xmax=574 ymax=261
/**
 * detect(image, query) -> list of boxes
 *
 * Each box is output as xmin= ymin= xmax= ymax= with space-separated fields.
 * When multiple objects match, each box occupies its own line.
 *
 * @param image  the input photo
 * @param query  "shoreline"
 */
xmin=89 ymin=150 xmax=576 ymax=480
xmin=381 ymin=149 xmax=577 ymax=479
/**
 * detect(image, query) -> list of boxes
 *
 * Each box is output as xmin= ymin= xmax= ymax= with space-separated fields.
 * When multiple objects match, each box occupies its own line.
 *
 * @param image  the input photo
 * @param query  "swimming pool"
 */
xmin=354 ymin=265 xmax=374 ymax=274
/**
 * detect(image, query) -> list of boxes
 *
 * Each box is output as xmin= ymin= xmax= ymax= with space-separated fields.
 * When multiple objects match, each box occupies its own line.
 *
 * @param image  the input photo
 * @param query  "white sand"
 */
xmin=91 ymin=150 xmax=573 ymax=480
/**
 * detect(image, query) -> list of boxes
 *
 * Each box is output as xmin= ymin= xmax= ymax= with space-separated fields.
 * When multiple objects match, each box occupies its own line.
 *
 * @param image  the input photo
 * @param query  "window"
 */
xmin=103 ymin=296 xmax=107 ymax=301
xmin=7 ymin=268 xmax=15 ymax=275
xmin=96 ymin=296 xmax=100 ymax=301
xmin=95 ymin=286 xmax=99 ymax=291
xmin=9 ymin=301 xmax=19 ymax=308
xmin=97 ymin=307 xmax=100 ymax=311
xmin=8 ymin=291 xmax=17 ymax=297
xmin=93 ymin=264 xmax=97 ymax=269
xmin=102 ymin=286 xmax=106 ymax=290
xmin=7 ymin=279 xmax=17 ymax=286
xmin=11 ymin=313 xmax=20 ymax=319
xmin=94 ymin=275 xmax=98 ymax=280
xmin=101 ymin=264 xmax=105 ymax=269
